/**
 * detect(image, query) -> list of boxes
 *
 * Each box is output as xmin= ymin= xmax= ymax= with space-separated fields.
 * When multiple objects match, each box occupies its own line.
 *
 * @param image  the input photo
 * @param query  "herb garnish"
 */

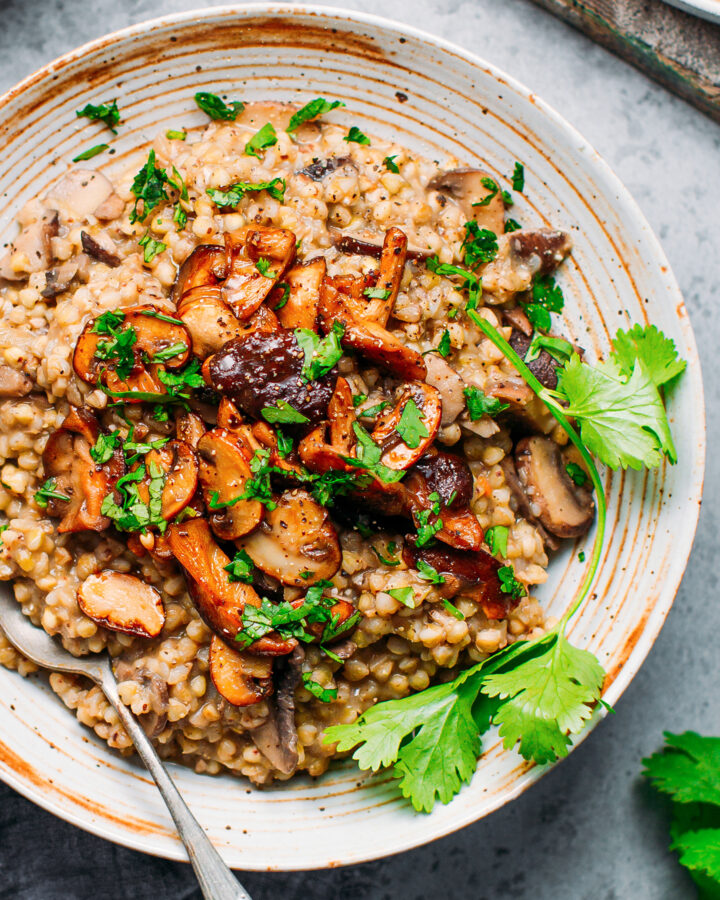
xmin=90 ymin=431 xmax=122 ymax=465
xmin=565 ymin=463 xmax=588 ymax=487
xmin=442 ymin=599 xmax=465 ymax=620
xmin=416 ymin=559 xmax=445 ymax=585
xmin=34 ymin=478 xmax=70 ymax=508
xmin=485 ymin=525 xmax=509 ymax=558
xmin=523 ymin=274 xmax=565 ymax=333
xmin=383 ymin=155 xmax=400 ymax=173
xmin=461 ymin=221 xmax=498 ymax=267
xmin=166 ymin=130 xmax=187 ymax=141
xmin=343 ymin=423 xmax=406 ymax=485
xmin=302 ymin=673 xmax=338 ymax=702
xmin=396 ymin=398 xmax=428 ymax=449
xmin=255 ymin=258 xmax=274 ymax=278
xmin=76 ymin=100 xmax=120 ymax=133
xmin=525 ymin=333 xmax=573 ymax=364
xmin=244 ymin=123 xmax=278 ymax=158
xmin=194 ymin=92 xmax=244 ymax=121
xmin=286 ymin=98 xmax=345 ymax=133
xmin=463 ymin=385 xmax=509 ymax=419
xmin=363 ymin=286 xmax=392 ymax=300
xmin=388 ymin=586 xmax=415 ymax=608
xmin=343 ymin=126 xmax=370 ymax=145
xmin=511 ymin=161 xmax=525 ymax=192
xmin=72 ymin=144 xmax=109 ymax=162
xmin=207 ymin=178 xmax=286 ymax=207
xmin=294 ymin=322 xmax=345 ymax=382
xmin=498 ymin=565 xmax=525 ymax=599
xmin=130 ymin=150 xmax=170 ymax=224
xmin=504 ymin=218 xmax=522 ymax=233
xmin=224 ymin=548 xmax=255 ymax=584
xmin=138 ymin=231 xmax=166 ymax=264
xmin=260 ymin=400 xmax=310 ymax=425
xmin=371 ymin=544 xmax=400 ymax=567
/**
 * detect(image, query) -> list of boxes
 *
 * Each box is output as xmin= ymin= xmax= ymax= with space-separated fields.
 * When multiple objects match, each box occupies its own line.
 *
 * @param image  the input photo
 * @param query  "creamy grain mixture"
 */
xmin=0 ymin=100 xmax=592 ymax=784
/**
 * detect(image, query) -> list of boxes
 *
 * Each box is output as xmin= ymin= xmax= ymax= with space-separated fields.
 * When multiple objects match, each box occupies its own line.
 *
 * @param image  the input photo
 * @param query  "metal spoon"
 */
xmin=0 ymin=589 xmax=252 ymax=900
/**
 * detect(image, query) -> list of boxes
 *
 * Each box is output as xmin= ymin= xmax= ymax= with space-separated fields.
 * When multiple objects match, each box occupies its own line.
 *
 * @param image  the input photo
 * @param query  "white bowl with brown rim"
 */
xmin=0 ymin=4 xmax=705 ymax=870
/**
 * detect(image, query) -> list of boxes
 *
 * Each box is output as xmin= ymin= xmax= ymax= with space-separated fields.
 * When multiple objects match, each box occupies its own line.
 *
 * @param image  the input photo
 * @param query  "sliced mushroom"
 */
xmin=372 ymin=382 xmax=442 ymax=470
xmin=45 ymin=169 xmax=117 ymax=223
xmin=0 ymin=211 xmax=58 ymax=280
xmin=0 ymin=365 xmax=32 ymax=398
xmin=176 ymin=411 xmax=206 ymax=449
xmin=499 ymin=455 xmax=557 ymax=552
xmin=502 ymin=306 xmax=533 ymax=337
xmin=205 ymin=330 xmax=337 ymax=426
xmin=143 ymin=439 xmax=198 ymax=520
xmin=249 ymin=645 xmax=304 ymax=775
xmin=167 ymin=518 xmax=296 ymax=655
xmin=514 ymin=436 xmax=595 ymax=539
xmin=114 ymin=662 xmax=169 ymax=737
xmin=508 ymin=329 xmax=560 ymax=390
xmin=402 ymin=543 xmax=515 ymax=620
xmin=318 ymin=279 xmax=426 ymax=381
xmin=424 ymin=353 xmax=466 ymax=426
xmin=209 ymin=634 xmax=273 ymax=706
xmin=222 ymin=226 xmax=296 ymax=320
xmin=330 ymin=229 xmax=432 ymax=261
xmin=236 ymin=489 xmax=341 ymax=587
xmin=428 ymin=167 xmax=504 ymax=236
xmin=41 ymin=406 xmax=124 ymax=533
xmin=176 ymin=287 xmax=246 ymax=360
xmin=171 ymin=243 xmax=226 ymax=305
xmin=480 ymin=229 xmax=572 ymax=302
xmin=296 ymin=156 xmax=355 ymax=181
xmin=81 ymin=230 xmax=121 ymax=268
xmin=197 ymin=428 xmax=264 ymax=540
xmin=362 ymin=227 xmax=407 ymax=326
xmin=274 ymin=257 xmax=326 ymax=331
xmin=77 ymin=571 xmax=166 ymax=637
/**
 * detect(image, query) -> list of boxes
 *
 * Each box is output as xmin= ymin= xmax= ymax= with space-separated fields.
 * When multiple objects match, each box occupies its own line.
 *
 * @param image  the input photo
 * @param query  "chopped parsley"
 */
xmin=302 ymin=673 xmax=338 ymax=702
xmin=255 ymin=257 xmax=274 ymax=278
xmin=414 ymin=507 xmax=443 ymax=547
xmin=565 ymin=462 xmax=589 ymax=487
xmin=352 ymin=393 xmax=368 ymax=408
xmin=463 ymin=385 xmax=509 ymax=419
xmin=130 ymin=150 xmax=170 ymax=224
xmin=485 ymin=525 xmax=509 ymax=558
xmin=523 ymin=274 xmax=565 ymax=333
xmin=76 ymin=100 xmax=120 ymax=133
xmin=442 ymin=599 xmax=465 ymax=620
xmin=343 ymin=423 xmax=405 ymax=485
xmin=94 ymin=319 xmax=137 ymax=380
xmin=504 ymin=218 xmax=522 ymax=233
xmin=34 ymin=478 xmax=70 ymax=508
xmin=244 ymin=122 xmax=278 ymax=158
xmin=437 ymin=329 xmax=452 ymax=358
xmin=166 ymin=130 xmax=187 ymax=140
xmin=358 ymin=401 xmax=390 ymax=419
xmin=471 ymin=176 xmax=501 ymax=208
xmin=388 ymin=586 xmax=416 ymax=608
xmin=287 ymin=98 xmax=345 ymax=133
xmin=72 ymin=143 xmax=108 ymax=162
xmin=273 ymin=282 xmax=291 ymax=310
xmin=194 ymin=91 xmax=244 ymax=121
xmin=224 ymin=548 xmax=255 ymax=584
xmin=138 ymin=231 xmax=166 ymax=264
xmin=372 ymin=544 xmax=400 ymax=567
xmin=90 ymin=431 xmax=122 ymax=465
xmin=139 ymin=309 xmax=185 ymax=326
xmin=309 ymin=469 xmax=363 ymax=507
xmin=343 ymin=126 xmax=370 ymax=145
xmin=396 ymin=398 xmax=428 ymax=450
xmin=101 ymin=460 xmax=167 ymax=534
xmin=511 ymin=162 xmax=525 ymax=192
xmin=416 ymin=559 xmax=446 ymax=585
xmin=149 ymin=342 xmax=188 ymax=363
xmin=461 ymin=221 xmax=498 ymax=267
xmin=236 ymin=448 xmax=278 ymax=510
xmin=260 ymin=400 xmax=309 ymax=425
xmin=383 ymin=155 xmax=400 ymax=173
xmin=578 ymin=550 xmax=586 ymax=563
xmin=294 ymin=322 xmax=345 ymax=381
xmin=207 ymin=178 xmax=286 ymax=207
xmin=526 ymin=333 xmax=574 ymax=364
xmin=498 ymin=564 xmax=526 ymax=600
xmin=276 ymin=429 xmax=293 ymax=458
xmin=363 ymin=286 xmax=391 ymax=300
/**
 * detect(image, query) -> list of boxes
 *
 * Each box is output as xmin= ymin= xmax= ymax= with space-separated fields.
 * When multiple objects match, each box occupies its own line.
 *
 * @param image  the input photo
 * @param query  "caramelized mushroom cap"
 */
xmin=209 ymin=634 xmax=273 ymax=707
xmin=175 ymin=286 xmax=246 ymax=360
xmin=514 ymin=436 xmax=595 ymax=539
xmin=41 ymin=406 xmax=123 ymax=533
xmin=363 ymin=227 xmax=407 ymax=327
xmin=402 ymin=543 xmax=516 ymax=620
xmin=428 ymin=167 xmax=505 ymax=236
xmin=176 ymin=411 xmax=207 ymax=449
xmin=167 ymin=518 xmax=295 ymax=655
xmin=197 ymin=428 xmax=264 ymax=540
xmin=77 ymin=571 xmax=166 ymax=637
xmin=205 ymin=329 xmax=337 ymax=426
xmin=236 ymin=489 xmax=341 ymax=587
xmin=222 ymin=226 xmax=296 ymax=320
xmin=143 ymin=439 xmax=198 ymax=521
xmin=330 ymin=230 xmax=432 ymax=261
xmin=171 ymin=243 xmax=226 ymax=305
xmin=372 ymin=382 xmax=442 ymax=470
xmin=274 ymin=257 xmax=326 ymax=331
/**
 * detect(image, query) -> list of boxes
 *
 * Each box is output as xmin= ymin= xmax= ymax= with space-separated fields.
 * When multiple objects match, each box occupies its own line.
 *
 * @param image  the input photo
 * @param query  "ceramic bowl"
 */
xmin=0 ymin=4 xmax=705 ymax=870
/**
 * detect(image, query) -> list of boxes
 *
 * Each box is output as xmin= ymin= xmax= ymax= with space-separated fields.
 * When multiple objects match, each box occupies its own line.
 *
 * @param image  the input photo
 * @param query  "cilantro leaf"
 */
xmin=207 ymin=178 xmax=286 ymax=207
xmin=504 ymin=218 xmax=522 ymax=233
xmin=396 ymin=398 xmax=428 ymax=449
xmin=166 ymin=130 xmax=186 ymax=141
xmin=383 ymin=155 xmax=400 ymax=173
xmin=611 ymin=324 xmax=687 ymax=389
xmin=343 ymin=423 xmax=406 ymax=485
xmin=130 ymin=150 xmax=169 ymax=224
xmin=294 ymin=322 xmax=345 ymax=381
xmin=76 ymin=100 xmax=120 ymax=133
xmin=244 ymin=122 xmax=277 ymax=158
xmin=194 ymin=91 xmax=244 ymax=121
xmin=442 ymin=599 xmax=465 ymax=620
xmin=485 ymin=525 xmax=509 ymax=558
xmin=511 ymin=161 xmax=525 ymax=192
xmin=388 ymin=586 xmax=416 ymax=608
xmin=255 ymin=257 xmax=273 ymax=278
xmin=302 ymin=673 xmax=338 ymax=702
xmin=526 ymin=333 xmax=573 ymax=364
xmin=436 ymin=329 xmax=451 ymax=358
xmin=138 ymin=231 xmax=166 ymax=263
xmin=309 ymin=469 xmax=363 ymax=506
xmin=498 ymin=565 xmax=525 ymax=600
xmin=224 ymin=548 xmax=255 ymax=584
xmin=461 ymin=221 xmax=498 ymax=267
xmin=90 ymin=431 xmax=121 ymax=465
xmin=565 ymin=462 xmax=588 ymax=487
xmin=643 ymin=732 xmax=720 ymax=807
xmin=471 ymin=176 xmax=499 ymax=207
xmin=416 ymin=559 xmax=445 ymax=584
xmin=463 ymin=385 xmax=508 ymax=419
xmin=34 ymin=478 xmax=70 ymax=508
xmin=363 ymin=286 xmax=391 ymax=300
xmin=522 ymin=275 xmax=565 ymax=333
xmin=414 ymin=507 xmax=443 ymax=547
xmin=481 ymin=632 xmax=604 ymax=764
xmin=343 ymin=126 xmax=370 ymax=145
xmin=557 ymin=354 xmax=677 ymax=468
xmin=72 ymin=144 xmax=108 ymax=162
xmin=287 ymin=98 xmax=345 ymax=133
xmin=261 ymin=400 xmax=309 ymax=425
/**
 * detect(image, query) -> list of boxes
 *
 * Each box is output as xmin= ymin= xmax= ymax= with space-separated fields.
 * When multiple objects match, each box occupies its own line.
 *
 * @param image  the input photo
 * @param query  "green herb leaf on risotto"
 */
xmin=207 ymin=178 xmax=286 ymax=207
xmin=72 ymin=143 xmax=109 ymax=162
xmin=138 ymin=231 xmax=166 ymax=264
xmin=302 ymin=673 xmax=338 ymax=702
xmin=498 ymin=565 xmax=526 ymax=600
xmin=255 ymin=257 xmax=274 ymax=278
xmin=76 ymin=99 xmax=120 ymax=133
xmin=396 ymin=398 xmax=428 ymax=450
xmin=260 ymin=400 xmax=310 ymax=425
xmin=343 ymin=126 xmax=371 ymax=145
xmin=130 ymin=150 xmax=170 ymax=224
xmin=383 ymin=155 xmax=400 ymax=173
xmin=525 ymin=333 xmax=573 ymax=364
xmin=471 ymin=176 xmax=500 ymax=208
xmin=416 ymin=559 xmax=446 ymax=584
xmin=224 ymin=549 xmax=255 ymax=584
xmin=485 ymin=525 xmax=509 ymax=558
xmin=286 ymin=98 xmax=345 ymax=133
xmin=388 ymin=586 xmax=416 ymax=608
xmin=34 ymin=478 xmax=70 ymax=508
xmin=342 ymin=423 xmax=406 ymax=485
xmin=371 ymin=545 xmax=400 ymax=567
xmin=523 ymin=274 xmax=565 ymax=333
xmin=194 ymin=91 xmax=244 ymax=121
xmin=463 ymin=385 xmax=509 ymax=420
xmin=295 ymin=322 xmax=345 ymax=382
xmin=442 ymin=599 xmax=465 ymax=620
xmin=90 ymin=431 xmax=122 ymax=465
xmin=363 ymin=286 xmax=392 ymax=300
xmin=273 ymin=282 xmax=291 ymax=310
xmin=244 ymin=122 xmax=278 ymax=158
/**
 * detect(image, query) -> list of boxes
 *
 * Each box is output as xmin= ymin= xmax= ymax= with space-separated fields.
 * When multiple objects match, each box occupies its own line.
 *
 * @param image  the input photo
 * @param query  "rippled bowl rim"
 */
xmin=0 ymin=3 xmax=705 ymax=870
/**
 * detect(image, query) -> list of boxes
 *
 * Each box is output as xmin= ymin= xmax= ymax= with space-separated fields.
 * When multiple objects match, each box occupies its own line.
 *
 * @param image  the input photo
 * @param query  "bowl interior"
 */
xmin=0 ymin=4 xmax=705 ymax=870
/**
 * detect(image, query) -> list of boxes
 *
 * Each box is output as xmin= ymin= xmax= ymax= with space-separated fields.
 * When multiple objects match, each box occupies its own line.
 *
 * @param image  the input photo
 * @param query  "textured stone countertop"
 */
xmin=0 ymin=1 xmax=717 ymax=898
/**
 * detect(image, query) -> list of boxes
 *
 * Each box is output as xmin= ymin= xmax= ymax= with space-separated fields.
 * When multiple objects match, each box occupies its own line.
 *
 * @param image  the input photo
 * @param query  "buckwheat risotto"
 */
xmin=0 ymin=96 xmax=604 ymax=787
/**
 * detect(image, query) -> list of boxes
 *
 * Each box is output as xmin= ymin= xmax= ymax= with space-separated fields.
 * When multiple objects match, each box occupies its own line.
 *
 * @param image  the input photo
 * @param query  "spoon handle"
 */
xmin=100 ymin=670 xmax=252 ymax=900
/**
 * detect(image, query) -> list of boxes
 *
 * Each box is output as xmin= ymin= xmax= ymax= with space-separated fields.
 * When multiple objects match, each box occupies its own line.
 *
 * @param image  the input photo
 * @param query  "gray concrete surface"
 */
xmin=0 ymin=0 xmax=717 ymax=897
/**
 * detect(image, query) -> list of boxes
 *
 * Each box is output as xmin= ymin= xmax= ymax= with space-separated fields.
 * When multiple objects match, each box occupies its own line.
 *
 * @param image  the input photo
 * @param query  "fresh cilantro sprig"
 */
xmin=523 ymin=274 xmax=565 ymax=332
xmin=610 ymin=324 xmax=687 ymax=389
xmin=643 ymin=732 xmax=720 ymax=895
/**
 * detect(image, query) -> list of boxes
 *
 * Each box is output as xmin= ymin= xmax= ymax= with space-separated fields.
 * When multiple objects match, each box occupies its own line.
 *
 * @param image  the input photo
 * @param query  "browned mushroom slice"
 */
xmin=372 ymin=382 xmax=442 ymax=470
xmin=428 ymin=167 xmax=505 ymax=236
xmin=362 ymin=227 xmax=407 ymax=326
xmin=330 ymin=229 xmax=432 ymax=262
xmin=41 ymin=406 xmax=123 ymax=533
xmin=142 ymin=440 xmax=198 ymax=520
xmin=0 ymin=211 xmax=58 ymax=280
xmin=318 ymin=280 xmax=426 ymax=381
xmin=177 ymin=286 xmax=275 ymax=359
xmin=274 ymin=257 xmax=326 ymax=331
xmin=402 ymin=543 xmax=515 ymax=620
xmin=205 ymin=330 xmax=337 ymax=426
xmin=77 ymin=571 xmax=166 ymax=637
xmin=209 ymin=634 xmax=273 ymax=706
xmin=480 ymin=229 xmax=572 ymax=301
xmin=236 ymin=490 xmax=341 ymax=587
xmin=499 ymin=455 xmax=558 ymax=552
xmin=249 ymin=646 xmax=304 ymax=775
xmin=171 ymin=243 xmax=226 ymax=305
xmin=167 ymin=518 xmax=296 ymax=655
xmin=197 ymin=428 xmax=264 ymax=540
xmin=327 ymin=377 xmax=356 ymax=455
xmin=0 ymin=365 xmax=32 ymax=398
xmin=176 ymin=411 xmax=206 ymax=449
xmin=80 ymin=231 xmax=121 ymax=268
xmin=424 ymin=353 xmax=466 ymax=425
xmin=514 ymin=436 xmax=594 ymax=539
xmin=222 ymin=226 xmax=296 ymax=320
xmin=508 ymin=329 xmax=561 ymax=390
